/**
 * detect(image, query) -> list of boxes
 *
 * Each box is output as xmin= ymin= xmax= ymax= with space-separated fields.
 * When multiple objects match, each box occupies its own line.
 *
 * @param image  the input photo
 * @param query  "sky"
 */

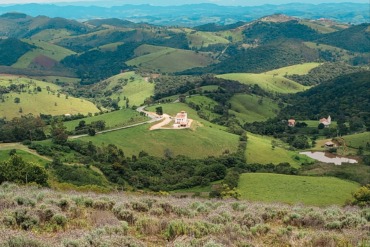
xmin=0 ymin=0 xmax=368 ymax=5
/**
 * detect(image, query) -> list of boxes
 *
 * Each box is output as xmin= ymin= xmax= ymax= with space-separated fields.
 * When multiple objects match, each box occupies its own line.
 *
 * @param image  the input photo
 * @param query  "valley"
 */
xmin=0 ymin=4 xmax=369 ymax=246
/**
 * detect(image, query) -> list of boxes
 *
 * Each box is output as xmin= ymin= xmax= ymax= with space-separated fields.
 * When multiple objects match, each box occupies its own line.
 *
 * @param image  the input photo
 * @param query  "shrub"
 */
xmin=250 ymin=224 xmax=270 ymax=236
xmin=325 ymin=220 xmax=342 ymax=230
xmin=131 ymin=201 xmax=149 ymax=212
xmin=57 ymin=199 xmax=70 ymax=211
xmin=2 ymin=236 xmax=48 ymax=247
xmin=113 ymin=207 xmax=136 ymax=225
xmin=3 ymin=215 xmax=16 ymax=227
xmin=164 ymin=220 xmax=188 ymax=240
xmin=13 ymin=208 xmax=39 ymax=230
xmin=15 ymin=197 xmax=35 ymax=207
xmin=52 ymin=214 xmax=67 ymax=227
xmin=93 ymin=200 xmax=115 ymax=210
xmin=37 ymin=207 xmax=55 ymax=223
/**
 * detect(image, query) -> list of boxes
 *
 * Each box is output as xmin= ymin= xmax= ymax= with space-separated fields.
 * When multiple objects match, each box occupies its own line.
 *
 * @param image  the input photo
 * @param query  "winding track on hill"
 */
xmin=69 ymin=105 xmax=164 ymax=139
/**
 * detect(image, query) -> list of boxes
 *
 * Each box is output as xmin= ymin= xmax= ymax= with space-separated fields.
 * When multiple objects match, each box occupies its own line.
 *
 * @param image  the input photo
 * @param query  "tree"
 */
xmin=156 ymin=106 xmax=163 ymax=116
xmin=88 ymin=127 xmax=96 ymax=136
xmin=351 ymin=184 xmax=370 ymax=207
xmin=0 ymin=155 xmax=48 ymax=186
xmin=50 ymin=118 xmax=68 ymax=145
xmin=14 ymin=97 xmax=20 ymax=104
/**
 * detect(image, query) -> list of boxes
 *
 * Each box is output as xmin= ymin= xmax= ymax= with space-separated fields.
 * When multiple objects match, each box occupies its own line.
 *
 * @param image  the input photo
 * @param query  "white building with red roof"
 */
xmin=319 ymin=115 xmax=332 ymax=127
xmin=175 ymin=111 xmax=188 ymax=127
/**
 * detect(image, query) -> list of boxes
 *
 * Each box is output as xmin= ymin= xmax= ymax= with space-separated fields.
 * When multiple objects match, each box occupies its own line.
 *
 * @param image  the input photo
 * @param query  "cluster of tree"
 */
xmin=242 ymin=20 xmax=320 ymax=45
xmin=61 ymin=42 xmax=139 ymax=84
xmin=194 ymin=21 xmax=246 ymax=32
xmin=29 ymin=139 xmax=246 ymax=191
xmin=317 ymin=24 xmax=370 ymax=53
xmin=0 ymin=115 xmax=46 ymax=142
xmin=0 ymin=38 xmax=34 ymax=66
xmin=73 ymin=120 xmax=106 ymax=136
xmin=0 ymin=154 xmax=48 ymax=186
xmin=286 ymin=62 xmax=367 ymax=86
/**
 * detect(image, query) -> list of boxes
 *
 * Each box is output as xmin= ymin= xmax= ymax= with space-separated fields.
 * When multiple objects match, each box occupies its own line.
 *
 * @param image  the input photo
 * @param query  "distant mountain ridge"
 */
xmin=0 ymin=3 xmax=368 ymax=26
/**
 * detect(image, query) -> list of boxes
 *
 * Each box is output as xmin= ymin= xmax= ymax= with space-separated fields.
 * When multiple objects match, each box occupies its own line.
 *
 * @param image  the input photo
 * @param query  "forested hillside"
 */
xmin=281 ymin=71 xmax=370 ymax=125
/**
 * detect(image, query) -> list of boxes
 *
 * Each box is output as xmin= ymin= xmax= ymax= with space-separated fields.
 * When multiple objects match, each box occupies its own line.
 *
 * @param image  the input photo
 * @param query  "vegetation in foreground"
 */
xmin=0 ymin=183 xmax=368 ymax=247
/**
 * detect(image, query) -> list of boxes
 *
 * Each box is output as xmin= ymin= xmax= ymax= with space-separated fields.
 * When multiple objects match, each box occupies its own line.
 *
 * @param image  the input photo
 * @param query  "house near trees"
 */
xmin=319 ymin=115 xmax=332 ymax=127
xmin=175 ymin=111 xmax=188 ymax=127
xmin=288 ymin=119 xmax=296 ymax=127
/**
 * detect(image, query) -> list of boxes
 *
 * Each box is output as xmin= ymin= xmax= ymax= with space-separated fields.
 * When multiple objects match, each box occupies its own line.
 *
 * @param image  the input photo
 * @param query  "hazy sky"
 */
xmin=0 ymin=0 xmax=368 ymax=5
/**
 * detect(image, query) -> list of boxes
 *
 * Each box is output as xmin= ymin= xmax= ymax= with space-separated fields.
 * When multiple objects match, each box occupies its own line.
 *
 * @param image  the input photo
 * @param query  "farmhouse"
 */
xmin=175 ymin=111 xmax=188 ymax=127
xmin=319 ymin=115 xmax=331 ymax=127
xmin=325 ymin=141 xmax=335 ymax=148
xmin=288 ymin=119 xmax=296 ymax=127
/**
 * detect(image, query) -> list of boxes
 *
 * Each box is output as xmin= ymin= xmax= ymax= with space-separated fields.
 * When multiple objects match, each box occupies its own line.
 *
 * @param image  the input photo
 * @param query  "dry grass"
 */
xmin=0 ymin=183 xmax=368 ymax=246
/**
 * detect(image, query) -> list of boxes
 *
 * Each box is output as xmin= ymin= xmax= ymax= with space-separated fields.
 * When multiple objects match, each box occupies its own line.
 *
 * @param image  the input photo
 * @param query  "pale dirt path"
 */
xmin=149 ymin=114 xmax=171 ymax=130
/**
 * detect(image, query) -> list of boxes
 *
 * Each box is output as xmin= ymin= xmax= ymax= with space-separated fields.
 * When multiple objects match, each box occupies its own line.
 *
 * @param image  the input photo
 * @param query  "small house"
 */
xmin=175 ymin=111 xmax=188 ymax=127
xmin=319 ymin=115 xmax=331 ymax=127
xmin=288 ymin=119 xmax=296 ymax=127
xmin=325 ymin=141 xmax=335 ymax=148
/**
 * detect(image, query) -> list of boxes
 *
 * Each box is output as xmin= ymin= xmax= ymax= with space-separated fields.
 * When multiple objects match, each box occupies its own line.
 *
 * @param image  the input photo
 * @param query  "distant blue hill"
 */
xmin=0 ymin=3 xmax=368 ymax=26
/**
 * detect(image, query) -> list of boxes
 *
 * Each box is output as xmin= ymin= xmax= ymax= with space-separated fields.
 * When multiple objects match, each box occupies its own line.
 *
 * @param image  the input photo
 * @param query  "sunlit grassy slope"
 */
xmin=216 ymin=73 xmax=308 ymax=94
xmin=0 ymin=76 xmax=98 ymax=119
xmin=238 ymin=173 xmax=359 ymax=206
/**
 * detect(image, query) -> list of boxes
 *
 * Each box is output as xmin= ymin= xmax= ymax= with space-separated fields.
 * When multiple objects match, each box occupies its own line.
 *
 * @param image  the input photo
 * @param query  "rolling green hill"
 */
xmin=265 ymin=62 xmax=321 ymax=76
xmin=12 ymin=39 xmax=75 ymax=69
xmin=80 ymin=103 xmax=239 ymax=158
xmin=93 ymin=72 xmax=155 ymax=108
xmin=126 ymin=45 xmax=216 ymax=73
xmin=0 ymin=75 xmax=99 ymax=119
xmin=238 ymin=173 xmax=359 ymax=206
xmin=64 ymin=108 xmax=148 ymax=132
xmin=343 ymin=132 xmax=370 ymax=149
xmin=186 ymin=31 xmax=230 ymax=48
xmin=30 ymin=28 xmax=72 ymax=42
xmin=216 ymin=73 xmax=308 ymax=94
xmin=245 ymin=133 xmax=312 ymax=167
xmin=229 ymin=94 xmax=280 ymax=123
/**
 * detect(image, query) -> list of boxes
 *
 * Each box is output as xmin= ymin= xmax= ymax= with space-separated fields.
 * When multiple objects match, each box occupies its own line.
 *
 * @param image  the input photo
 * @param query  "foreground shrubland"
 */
xmin=0 ymin=183 xmax=369 ymax=247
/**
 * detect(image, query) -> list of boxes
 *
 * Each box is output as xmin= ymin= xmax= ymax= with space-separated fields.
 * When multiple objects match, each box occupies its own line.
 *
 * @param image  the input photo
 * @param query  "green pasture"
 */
xmin=216 ymin=73 xmax=308 ymax=94
xmin=229 ymin=94 xmax=279 ymax=123
xmin=186 ymin=31 xmax=229 ymax=48
xmin=64 ymin=108 xmax=148 ymax=131
xmin=0 ymin=148 xmax=49 ymax=166
xmin=265 ymin=62 xmax=322 ymax=76
xmin=12 ymin=39 xmax=75 ymax=68
xmin=126 ymin=45 xmax=215 ymax=73
xmin=98 ymin=42 xmax=124 ymax=51
xmin=303 ymin=42 xmax=353 ymax=61
xmin=343 ymin=132 xmax=370 ymax=149
xmin=0 ymin=76 xmax=98 ymax=119
xmin=238 ymin=173 xmax=359 ymax=206
xmin=30 ymin=29 xmax=72 ymax=42
xmin=185 ymin=95 xmax=221 ymax=121
xmin=200 ymin=85 xmax=220 ymax=92
xmin=245 ymin=133 xmax=312 ymax=167
xmin=299 ymin=20 xmax=338 ymax=33
xmin=103 ymin=72 xmax=154 ymax=107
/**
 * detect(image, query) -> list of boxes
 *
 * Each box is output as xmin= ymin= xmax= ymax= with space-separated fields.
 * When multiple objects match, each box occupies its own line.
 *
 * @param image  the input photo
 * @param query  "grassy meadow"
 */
xmin=12 ymin=39 xmax=76 ymax=68
xmin=185 ymin=95 xmax=221 ymax=121
xmin=100 ymin=72 xmax=154 ymax=107
xmin=126 ymin=44 xmax=215 ymax=73
xmin=0 ymin=147 xmax=49 ymax=166
xmin=186 ymin=31 xmax=230 ymax=48
xmin=64 ymin=108 xmax=148 ymax=131
xmin=265 ymin=62 xmax=321 ymax=76
xmin=245 ymin=133 xmax=312 ymax=167
xmin=238 ymin=173 xmax=359 ymax=206
xmin=216 ymin=73 xmax=308 ymax=94
xmin=229 ymin=94 xmax=279 ymax=123
xmin=30 ymin=29 xmax=72 ymax=42
xmin=0 ymin=76 xmax=99 ymax=119
xmin=343 ymin=132 xmax=370 ymax=149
